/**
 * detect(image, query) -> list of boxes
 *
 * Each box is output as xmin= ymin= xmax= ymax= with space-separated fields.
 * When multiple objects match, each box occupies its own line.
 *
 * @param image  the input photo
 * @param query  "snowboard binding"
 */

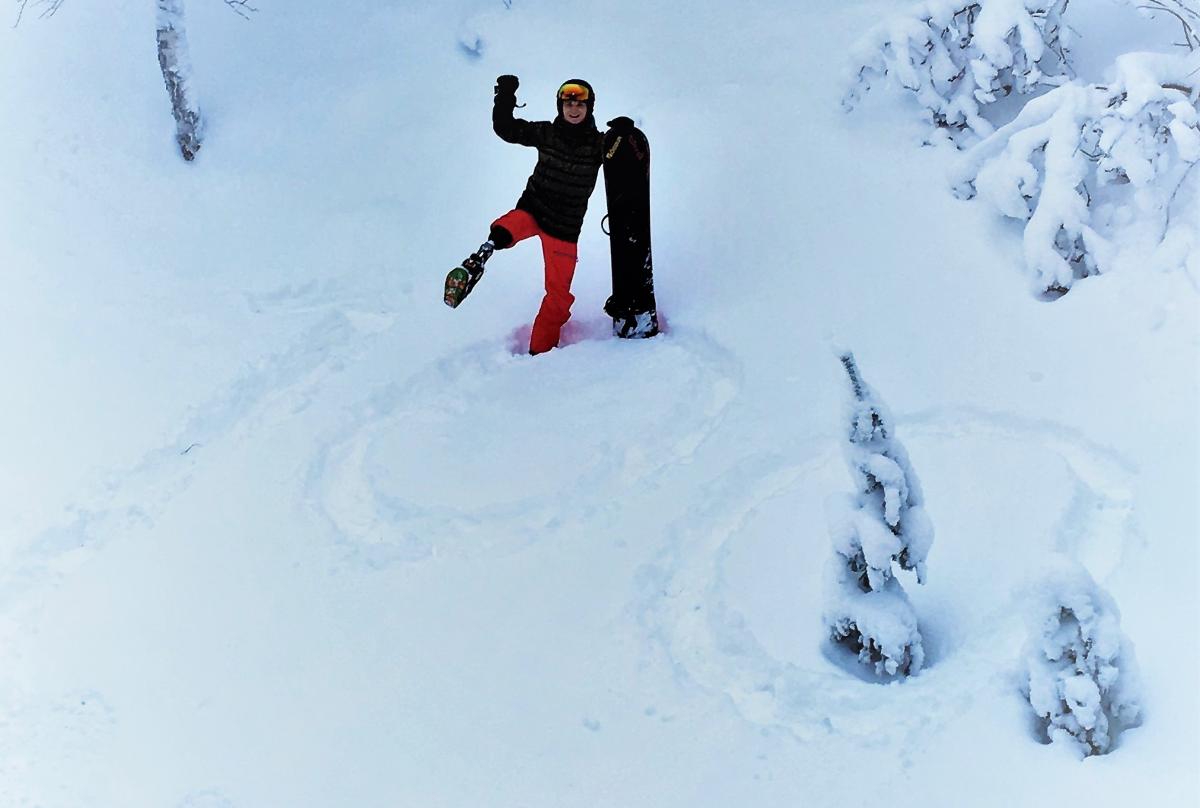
xmin=444 ymin=241 xmax=496 ymax=308
xmin=604 ymin=296 xmax=659 ymax=339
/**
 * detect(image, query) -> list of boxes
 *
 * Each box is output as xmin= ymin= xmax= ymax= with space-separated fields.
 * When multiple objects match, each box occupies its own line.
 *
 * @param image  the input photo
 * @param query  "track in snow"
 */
xmin=631 ymin=408 xmax=1139 ymax=746
xmin=304 ymin=327 xmax=741 ymax=568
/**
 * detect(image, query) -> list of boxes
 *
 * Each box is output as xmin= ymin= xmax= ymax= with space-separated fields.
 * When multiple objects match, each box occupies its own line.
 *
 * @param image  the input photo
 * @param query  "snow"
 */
xmin=0 ymin=0 xmax=1197 ymax=806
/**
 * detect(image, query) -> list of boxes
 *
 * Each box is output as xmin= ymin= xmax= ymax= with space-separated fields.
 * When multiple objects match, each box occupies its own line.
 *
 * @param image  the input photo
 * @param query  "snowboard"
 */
xmin=602 ymin=121 xmax=659 ymax=339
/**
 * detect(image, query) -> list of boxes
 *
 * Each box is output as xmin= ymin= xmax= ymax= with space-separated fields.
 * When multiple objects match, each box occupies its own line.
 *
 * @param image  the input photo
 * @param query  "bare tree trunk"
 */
xmin=156 ymin=0 xmax=203 ymax=161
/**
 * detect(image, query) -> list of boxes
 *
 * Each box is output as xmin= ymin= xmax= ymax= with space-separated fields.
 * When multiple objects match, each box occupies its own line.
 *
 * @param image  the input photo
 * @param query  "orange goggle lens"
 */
xmin=558 ymin=83 xmax=590 ymax=102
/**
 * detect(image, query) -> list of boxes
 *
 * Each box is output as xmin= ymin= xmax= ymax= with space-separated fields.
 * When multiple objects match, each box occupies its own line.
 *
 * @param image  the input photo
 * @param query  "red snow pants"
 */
xmin=491 ymin=209 xmax=578 ymax=355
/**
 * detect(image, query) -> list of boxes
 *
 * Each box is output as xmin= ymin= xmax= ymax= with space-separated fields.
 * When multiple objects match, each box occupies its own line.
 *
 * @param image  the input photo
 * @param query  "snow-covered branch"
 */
xmin=823 ymin=352 xmax=934 ymax=678
xmin=844 ymin=0 xmax=1074 ymax=142
xmin=14 ymin=0 xmax=63 ymax=25
xmin=952 ymin=51 xmax=1200 ymax=294
xmin=1120 ymin=0 xmax=1200 ymax=51
xmin=223 ymin=0 xmax=258 ymax=20
xmin=16 ymin=0 xmax=257 ymax=25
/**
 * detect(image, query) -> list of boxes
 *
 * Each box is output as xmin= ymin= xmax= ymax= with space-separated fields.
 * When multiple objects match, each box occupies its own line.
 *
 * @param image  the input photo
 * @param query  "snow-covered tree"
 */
xmin=1023 ymin=558 xmax=1142 ymax=757
xmin=157 ymin=0 xmax=205 ymax=161
xmin=845 ymin=0 xmax=1200 ymax=296
xmin=951 ymin=51 xmax=1200 ymax=294
xmin=15 ymin=0 xmax=257 ymax=162
xmin=823 ymin=352 xmax=935 ymax=677
xmin=843 ymin=0 xmax=1073 ymax=142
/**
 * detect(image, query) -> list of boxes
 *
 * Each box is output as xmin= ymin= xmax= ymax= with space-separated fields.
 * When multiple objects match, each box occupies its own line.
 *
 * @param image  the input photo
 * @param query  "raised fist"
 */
xmin=495 ymin=75 xmax=519 ymax=96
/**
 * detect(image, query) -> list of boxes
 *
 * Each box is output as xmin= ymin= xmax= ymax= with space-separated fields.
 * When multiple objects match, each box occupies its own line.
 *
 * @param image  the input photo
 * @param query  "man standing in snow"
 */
xmin=444 ymin=75 xmax=606 ymax=355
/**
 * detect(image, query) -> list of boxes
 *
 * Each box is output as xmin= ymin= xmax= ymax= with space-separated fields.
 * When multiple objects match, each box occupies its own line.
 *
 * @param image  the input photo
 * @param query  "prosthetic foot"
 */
xmin=444 ymin=241 xmax=496 ymax=308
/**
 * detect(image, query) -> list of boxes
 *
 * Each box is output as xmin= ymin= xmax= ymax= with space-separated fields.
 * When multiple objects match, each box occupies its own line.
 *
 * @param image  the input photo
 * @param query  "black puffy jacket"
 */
xmin=493 ymin=94 xmax=604 ymax=243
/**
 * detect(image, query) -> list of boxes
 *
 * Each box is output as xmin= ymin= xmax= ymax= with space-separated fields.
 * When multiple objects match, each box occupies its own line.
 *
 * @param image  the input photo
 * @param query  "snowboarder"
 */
xmin=444 ymin=75 xmax=604 ymax=355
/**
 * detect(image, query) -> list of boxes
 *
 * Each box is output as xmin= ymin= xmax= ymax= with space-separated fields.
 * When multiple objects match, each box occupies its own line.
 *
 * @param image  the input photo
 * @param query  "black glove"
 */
xmin=607 ymin=116 xmax=635 ymax=134
xmin=495 ymin=75 xmax=519 ymax=96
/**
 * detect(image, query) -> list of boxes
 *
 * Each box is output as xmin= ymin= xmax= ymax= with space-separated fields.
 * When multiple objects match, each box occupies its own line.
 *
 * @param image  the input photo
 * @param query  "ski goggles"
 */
xmin=557 ymin=83 xmax=591 ymax=102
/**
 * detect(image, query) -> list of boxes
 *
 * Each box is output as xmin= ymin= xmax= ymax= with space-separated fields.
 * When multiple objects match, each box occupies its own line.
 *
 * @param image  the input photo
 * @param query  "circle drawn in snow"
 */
xmin=366 ymin=347 xmax=731 ymax=509
xmin=639 ymin=409 xmax=1138 ymax=744
xmin=310 ymin=333 xmax=738 ymax=562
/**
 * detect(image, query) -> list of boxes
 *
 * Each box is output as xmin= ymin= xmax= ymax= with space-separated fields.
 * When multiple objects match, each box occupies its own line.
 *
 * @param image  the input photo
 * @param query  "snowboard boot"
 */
xmin=444 ymin=241 xmax=496 ymax=308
